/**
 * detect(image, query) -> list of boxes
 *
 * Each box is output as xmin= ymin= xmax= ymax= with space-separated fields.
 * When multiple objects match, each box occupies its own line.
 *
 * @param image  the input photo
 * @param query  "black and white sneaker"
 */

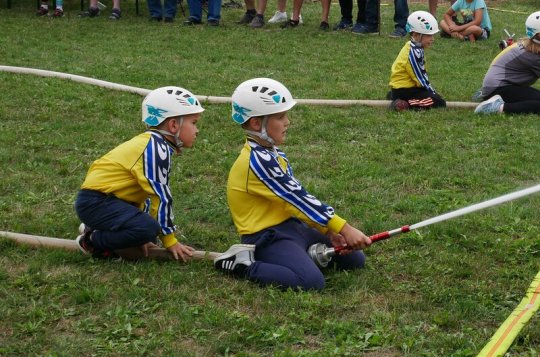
xmin=75 ymin=223 xmax=119 ymax=260
xmin=75 ymin=223 xmax=95 ymax=255
xmin=214 ymin=244 xmax=255 ymax=277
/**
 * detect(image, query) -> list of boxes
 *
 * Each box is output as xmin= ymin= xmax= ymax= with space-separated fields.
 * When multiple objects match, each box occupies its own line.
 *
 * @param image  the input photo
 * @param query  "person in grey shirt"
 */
xmin=475 ymin=11 xmax=540 ymax=114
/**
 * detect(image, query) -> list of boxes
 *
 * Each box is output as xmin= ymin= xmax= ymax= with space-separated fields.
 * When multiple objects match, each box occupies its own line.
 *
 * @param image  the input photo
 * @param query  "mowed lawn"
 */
xmin=0 ymin=0 xmax=539 ymax=355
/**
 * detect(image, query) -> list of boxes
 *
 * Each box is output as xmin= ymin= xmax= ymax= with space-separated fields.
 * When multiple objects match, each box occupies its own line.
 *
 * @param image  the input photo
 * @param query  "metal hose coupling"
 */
xmin=307 ymin=243 xmax=337 ymax=268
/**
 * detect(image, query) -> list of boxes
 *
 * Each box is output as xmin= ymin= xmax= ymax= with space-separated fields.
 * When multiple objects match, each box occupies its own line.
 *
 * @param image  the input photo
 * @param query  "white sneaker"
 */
xmin=214 ymin=244 xmax=255 ymax=277
xmin=268 ymin=11 xmax=287 ymax=23
xmin=298 ymin=14 xmax=303 ymax=25
xmin=474 ymin=95 xmax=504 ymax=114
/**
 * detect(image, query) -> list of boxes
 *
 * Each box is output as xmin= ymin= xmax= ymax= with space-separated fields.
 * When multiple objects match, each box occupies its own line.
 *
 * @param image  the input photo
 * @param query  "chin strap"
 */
xmin=533 ymin=38 xmax=540 ymax=44
xmin=155 ymin=117 xmax=184 ymax=152
xmin=244 ymin=115 xmax=275 ymax=146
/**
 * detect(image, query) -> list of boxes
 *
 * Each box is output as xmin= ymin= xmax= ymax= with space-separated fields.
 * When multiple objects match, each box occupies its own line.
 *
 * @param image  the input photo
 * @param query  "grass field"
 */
xmin=1 ymin=0 xmax=539 ymax=355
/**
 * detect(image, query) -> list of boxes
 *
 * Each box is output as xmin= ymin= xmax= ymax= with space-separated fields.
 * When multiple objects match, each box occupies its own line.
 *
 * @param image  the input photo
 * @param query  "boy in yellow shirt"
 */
xmin=388 ymin=11 xmax=446 ymax=111
xmin=75 ymin=86 xmax=203 ymax=261
xmin=214 ymin=78 xmax=371 ymax=290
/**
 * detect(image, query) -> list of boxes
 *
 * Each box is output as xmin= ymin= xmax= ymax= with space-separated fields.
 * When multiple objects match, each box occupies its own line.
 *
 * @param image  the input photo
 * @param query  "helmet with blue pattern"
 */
xmin=231 ymin=78 xmax=296 ymax=125
xmin=142 ymin=86 xmax=204 ymax=127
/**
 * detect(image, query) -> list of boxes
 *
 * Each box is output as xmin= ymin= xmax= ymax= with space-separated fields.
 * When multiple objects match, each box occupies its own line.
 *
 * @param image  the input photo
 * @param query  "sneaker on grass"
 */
xmin=474 ymin=95 xmax=504 ymax=114
xmin=250 ymin=14 xmax=265 ymax=29
xmin=214 ymin=244 xmax=255 ymax=277
xmin=268 ymin=10 xmax=287 ymax=23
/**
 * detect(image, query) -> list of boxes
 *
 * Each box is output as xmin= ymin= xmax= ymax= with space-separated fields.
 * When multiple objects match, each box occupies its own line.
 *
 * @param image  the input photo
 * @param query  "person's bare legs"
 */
xmin=320 ymin=0 xmax=330 ymax=23
xmin=291 ymin=0 xmax=303 ymax=21
xmin=428 ymin=0 xmax=437 ymax=16
xmin=257 ymin=0 xmax=268 ymax=15
xmin=277 ymin=0 xmax=286 ymax=12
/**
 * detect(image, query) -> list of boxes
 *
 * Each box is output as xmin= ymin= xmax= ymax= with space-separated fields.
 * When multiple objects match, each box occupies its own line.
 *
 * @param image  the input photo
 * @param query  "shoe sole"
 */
xmin=213 ymin=244 xmax=256 ymax=264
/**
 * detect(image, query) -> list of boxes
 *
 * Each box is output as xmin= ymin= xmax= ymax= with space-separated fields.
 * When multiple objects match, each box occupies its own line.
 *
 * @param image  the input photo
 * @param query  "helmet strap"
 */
xmin=533 ymin=38 xmax=540 ymax=44
xmin=245 ymin=115 xmax=275 ymax=146
xmin=156 ymin=117 xmax=184 ymax=153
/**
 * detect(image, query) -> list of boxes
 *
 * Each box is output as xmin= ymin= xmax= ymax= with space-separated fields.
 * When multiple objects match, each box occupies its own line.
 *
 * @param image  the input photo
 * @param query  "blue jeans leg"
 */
xmin=164 ymin=0 xmax=177 ymax=18
xmin=74 ymin=190 xmax=161 ymax=251
xmin=364 ymin=0 xmax=379 ymax=30
xmin=186 ymin=0 xmax=202 ymax=21
xmin=206 ymin=0 xmax=221 ymax=21
xmin=393 ymin=0 xmax=409 ymax=29
xmin=147 ymin=0 xmax=163 ymax=18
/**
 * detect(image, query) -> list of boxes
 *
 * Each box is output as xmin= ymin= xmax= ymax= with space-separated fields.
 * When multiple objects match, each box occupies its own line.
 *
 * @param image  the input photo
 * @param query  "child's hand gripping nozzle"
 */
xmin=499 ymin=29 xmax=515 ymax=50
xmin=308 ymin=226 xmax=411 ymax=268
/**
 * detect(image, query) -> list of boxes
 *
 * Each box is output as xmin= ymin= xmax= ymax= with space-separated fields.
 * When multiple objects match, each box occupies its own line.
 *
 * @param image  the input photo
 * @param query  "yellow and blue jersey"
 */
xmin=81 ymin=130 xmax=178 ymax=248
xmin=390 ymin=41 xmax=436 ymax=94
xmin=227 ymin=138 xmax=346 ymax=236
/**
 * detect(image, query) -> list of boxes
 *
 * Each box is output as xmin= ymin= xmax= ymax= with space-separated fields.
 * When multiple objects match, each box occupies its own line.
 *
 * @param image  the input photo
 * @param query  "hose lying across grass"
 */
xmin=0 ymin=65 xmax=477 ymax=109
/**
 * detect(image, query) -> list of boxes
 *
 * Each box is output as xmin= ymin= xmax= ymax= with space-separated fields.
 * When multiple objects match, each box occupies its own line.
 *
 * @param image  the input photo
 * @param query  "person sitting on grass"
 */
xmin=388 ymin=11 xmax=446 ymax=111
xmin=213 ymin=78 xmax=371 ymax=291
xmin=475 ymin=11 xmax=540 ymax=115
xmin=439 ymin=0 xmax=492 ymax=42
xmin=74 ymin=86 xmax=203 ymax=261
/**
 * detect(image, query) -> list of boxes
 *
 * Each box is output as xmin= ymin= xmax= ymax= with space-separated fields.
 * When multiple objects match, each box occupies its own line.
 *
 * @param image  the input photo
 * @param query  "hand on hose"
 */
xmin=167 ymin=242 xmax=195 ymax=262
xmin=339 ymin=223 xmax=372 ymax=251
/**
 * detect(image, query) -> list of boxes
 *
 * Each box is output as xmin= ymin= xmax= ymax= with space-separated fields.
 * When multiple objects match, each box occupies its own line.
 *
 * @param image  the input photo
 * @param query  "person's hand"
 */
xmin=140 ymin=242 xmax=160 ymax=257
xmin=167 ymin=242 xmax=195 ymax=262
xmin=339 ymin=223 xmax=372 ymax=250
xmin=327 ymin=231 xmax=353 ymax=255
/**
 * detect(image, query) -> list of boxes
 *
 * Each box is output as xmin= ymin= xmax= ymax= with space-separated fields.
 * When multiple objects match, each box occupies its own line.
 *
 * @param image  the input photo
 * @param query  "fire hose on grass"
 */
xmin=309 ymin=183 xmax=540 ymax=268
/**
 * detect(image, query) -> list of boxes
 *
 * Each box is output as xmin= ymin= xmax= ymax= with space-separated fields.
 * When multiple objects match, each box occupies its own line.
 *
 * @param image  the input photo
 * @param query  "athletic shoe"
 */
xmin=36 ymin=6 xmax=48 ymax=16
xmin=76 ymin=224 xmax=119 ymax=259
xmin=237 ymin=11 xmax=255 ymax=24
xmin=333 ymin=18 xmax=352 ymax=30
xmin=250 ymin=14 xmax=264 ymax=29
xmin=352 ymin=24 xmax=379 ymax=35
xmin=319 ymin=21 xmax=329 ymax=31
xmin=75 ymin=225 xmax=95 ymax=256
xmin=389 ymin=99 xmax=410 ymax=112
xmin=184 ymin=17 xmax=202 ymax=25
xmin=474 ymin=95 xmax=504 ymax=114
xmin=471 ymin=88 xmax=484 ymax=102
xmin=207 ymin=19 xmax=220 ymax=26
xmin=109 ymin=8 xmax=121 ymax=20
xmin=298 ymin=14 xmax=303 ymax=25
xmin=52 ymin=8 xmax=64 ymax=17
xmin=268 ymin=10 xmax=287 ymax=24
xmin=79 ymin=6 xmax=100 ymax=17
xmin=389 ymin=27 xmax=407 ymax=38
xmin=214 ymin=244 xmax=255 ymax=277
xmin=281 ymin=19 xmax=299 ymax=29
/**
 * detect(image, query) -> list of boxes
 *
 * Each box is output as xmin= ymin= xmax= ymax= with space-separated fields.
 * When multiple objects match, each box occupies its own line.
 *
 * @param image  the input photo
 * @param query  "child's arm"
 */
xmin=453 ymin=8 xmax=483 ymax=32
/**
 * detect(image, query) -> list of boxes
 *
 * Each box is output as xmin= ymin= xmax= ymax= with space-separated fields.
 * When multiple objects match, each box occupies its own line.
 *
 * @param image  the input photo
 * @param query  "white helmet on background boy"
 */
xmin=231 ymin=78 xmax=296 ymax=125
xmin=526 ymin=11 xmax=540 ymax=39
xmin=406 ymin=11 xmax=439 ymax=35
xmin=142 ymin=86 xmax=204 ymax=127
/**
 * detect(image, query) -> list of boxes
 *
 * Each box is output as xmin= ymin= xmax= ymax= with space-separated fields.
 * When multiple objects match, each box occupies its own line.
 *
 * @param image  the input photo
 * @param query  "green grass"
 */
xmin=1 ymin=0 xmax=539 ymax=355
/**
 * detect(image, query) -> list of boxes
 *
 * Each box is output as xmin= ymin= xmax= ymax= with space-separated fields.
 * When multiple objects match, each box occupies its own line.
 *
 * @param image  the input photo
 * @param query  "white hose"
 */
xmin=0 ymin=65 xmax=478 ymax=109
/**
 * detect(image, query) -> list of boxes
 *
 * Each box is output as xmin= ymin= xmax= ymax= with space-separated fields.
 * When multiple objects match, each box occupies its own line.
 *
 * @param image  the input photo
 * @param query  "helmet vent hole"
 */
xmin=260 ymin=87 xmax=269 ymax=93
xmin=282 ymin=98 xmax=286 ymax=103
xmin=268 ymin=90 xmax=277 ymax=96
xmin=167 ymin=90 xmax=173 ymax=94
xmin=251 ymin=86 xmax=258 ymax=92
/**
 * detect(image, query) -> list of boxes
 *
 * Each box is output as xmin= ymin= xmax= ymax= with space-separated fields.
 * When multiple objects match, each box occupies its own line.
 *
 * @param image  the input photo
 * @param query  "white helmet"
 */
xmin=406 ymin=11 xmax=439 ymax=35
xmin=142 ymin=86 xmax=204 ymax=127
xmin=231 ymin=78 xmax=296 ymax=125
xmin=526 ymin=11 xmax=540 ymax=39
